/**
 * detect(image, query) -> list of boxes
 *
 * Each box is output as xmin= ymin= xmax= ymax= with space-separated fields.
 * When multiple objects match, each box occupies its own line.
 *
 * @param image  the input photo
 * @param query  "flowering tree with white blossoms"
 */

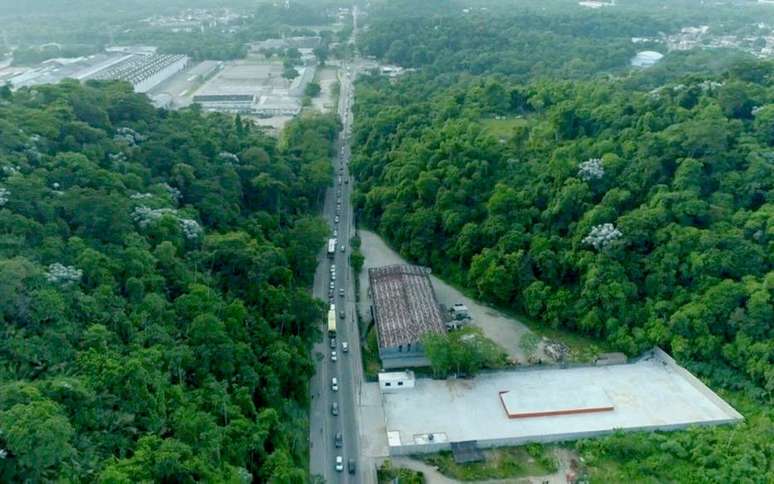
xmin=582 ymin=223 xmax=622 ymax=250
xmin=46 ymin=263 xmax=83 ymax=284
xmin=578 ymin=158 xmax=605 ymax=181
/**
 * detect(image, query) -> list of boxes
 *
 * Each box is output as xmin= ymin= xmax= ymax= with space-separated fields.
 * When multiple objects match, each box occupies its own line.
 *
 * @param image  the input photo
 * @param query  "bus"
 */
xmin=327 ymin=304 xmax=337 ymax=337
xmin=327 ymin=238 xmax=337 ymax=257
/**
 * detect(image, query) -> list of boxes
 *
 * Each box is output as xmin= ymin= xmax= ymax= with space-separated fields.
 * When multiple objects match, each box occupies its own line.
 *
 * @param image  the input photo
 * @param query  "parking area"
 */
xmin=381 ymin=348 xmax=742 ymax=455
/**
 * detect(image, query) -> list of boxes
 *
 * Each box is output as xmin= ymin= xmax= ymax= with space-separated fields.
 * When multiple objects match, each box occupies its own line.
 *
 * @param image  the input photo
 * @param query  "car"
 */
xmin=331 ymin=273 xmax=336 ymax=281
xmin=335 ymin=432 xmax=343 ymax=448
xmin=330 ymin=338 xmax=336 ymax=349
xmin=342 ymin=342 xmax=349 ymax=353
xmin=329 ymin=281 xmax=335 ymax=290
xmin=331 ymin=377 xmax=338 ymax=391
xmin=331 ymin=350 xmax=337 ymax=362
xmin=334 ymin=216 xmax=339 ymax=223
xmin=333 ymin=229 xmax=338 ymax=237
xmin=339 ymin=288 xmax=345 ymax=297
xmin=339 ymin=310 xmax=345 ymax=319
xmin=331 ymin=402 xmax=339 ymax=416
xmin=335 ymin=456 xmax=343 ymax=472
xmin=330 ymin=264 xmax=335 ymax=273
xmin=340 ymin=245 xmax=346 ymax=252
xmin=348 ymin=459 xmax=356 ymax=474
xmin=345 ymin=178 xmax=349 ymax=184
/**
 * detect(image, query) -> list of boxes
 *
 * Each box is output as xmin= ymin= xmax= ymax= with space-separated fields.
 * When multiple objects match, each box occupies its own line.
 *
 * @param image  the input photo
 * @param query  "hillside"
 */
xmin=0 ymin=80 xmax=337 ymax=481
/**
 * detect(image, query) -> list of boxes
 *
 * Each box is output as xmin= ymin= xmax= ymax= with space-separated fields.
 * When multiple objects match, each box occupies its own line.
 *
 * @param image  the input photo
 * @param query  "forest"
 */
xmin=0 ymin=80 xmax=338 ymax=481
xmin=352 ymin=5 xmax=773 ymax=481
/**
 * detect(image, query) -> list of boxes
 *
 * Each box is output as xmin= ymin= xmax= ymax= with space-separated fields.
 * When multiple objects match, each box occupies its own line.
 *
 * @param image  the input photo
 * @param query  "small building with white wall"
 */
xmin=378 ymin=370 xmax=416 ymax=392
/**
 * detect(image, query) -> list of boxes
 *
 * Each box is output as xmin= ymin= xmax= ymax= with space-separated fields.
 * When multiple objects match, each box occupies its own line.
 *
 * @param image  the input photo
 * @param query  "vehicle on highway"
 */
xmin=342 ymin=342 xmax=349 ymax=353
xmin=331 ymin=402 xmax=339 ymax=416
xmin=335 ymin=432 xmax=343 ymax=448
xmin=330 ymin=338 xmax=336 ymax=349
xmin=339 ymin=288 xmax=344 ymax=298
xmin=334 ymin=215 xmax=339 ymax=223
xmin=333 ymin=229 xmax=338 ymax=237
xmin=331 ymin=350 xmax=337 ymax=362
xmin=330 ymin=264 xmax=335 ymax=273
xmin=331 ymin=273 xmax=336 ymax=281
xmin=331 ymin=377 xmax=338 ymax=391
xmin=339 ymin=310 xmax=345 ymax=319
xmin=329 ymin=281 xmax=334 ymax=290
xmin=335 ymin=456 xmax=343 ymax=472
xmin=340 ymin=245 xmax=345 ymax=252
xmin=327 ymin=238 xmax=337 ymax=257
xmin=348 ymin=459 xmax=356 ymax=474
xmin=345 ymin=178 xmax=349 ymax=184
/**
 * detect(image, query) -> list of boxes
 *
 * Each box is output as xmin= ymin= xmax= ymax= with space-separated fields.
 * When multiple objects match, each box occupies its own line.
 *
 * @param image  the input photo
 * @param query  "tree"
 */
xmin=282 ymin=66 xmax=299 ymax=80
xmin=304 ymin=82 xmax=322 ymax=98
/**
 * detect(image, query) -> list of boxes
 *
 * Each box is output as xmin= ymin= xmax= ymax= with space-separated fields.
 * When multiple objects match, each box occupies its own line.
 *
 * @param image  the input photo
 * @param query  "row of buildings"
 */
xmin=1 ymin=46 xmax=189 ymax=94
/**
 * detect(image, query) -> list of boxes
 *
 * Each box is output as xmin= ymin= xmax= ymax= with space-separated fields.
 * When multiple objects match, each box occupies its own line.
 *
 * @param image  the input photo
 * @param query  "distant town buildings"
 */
xmin=632 ymin=23 xmax=774 ymax=60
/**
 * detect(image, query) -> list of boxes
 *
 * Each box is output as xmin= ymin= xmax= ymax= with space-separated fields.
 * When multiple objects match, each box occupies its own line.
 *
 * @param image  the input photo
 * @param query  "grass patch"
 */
xmin=378 ymin=460 xmax=425 ymax=484
xmin=420 ymin=444 xmax=558 ymax=481
xmin=361 ymin=323 xmax=381 ymax=381
xmin=480 ymin=116 xmax=528 ymax=139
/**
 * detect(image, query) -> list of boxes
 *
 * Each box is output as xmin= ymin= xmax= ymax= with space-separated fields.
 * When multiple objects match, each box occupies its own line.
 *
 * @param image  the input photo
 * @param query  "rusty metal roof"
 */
xmin=369 ymin=264 xmax=446 ymax=348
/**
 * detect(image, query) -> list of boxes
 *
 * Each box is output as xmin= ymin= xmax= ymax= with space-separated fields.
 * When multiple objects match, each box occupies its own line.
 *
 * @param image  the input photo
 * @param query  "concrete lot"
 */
xmin=357 ymin=230 xmax=533 ymax=360
xmin=382 ymin=350 xmax=742 ymax=455
xmin=312 ymin=66 xmax=338 ymax=113
xmin=148 ymin=60 xmax=220 ymax=108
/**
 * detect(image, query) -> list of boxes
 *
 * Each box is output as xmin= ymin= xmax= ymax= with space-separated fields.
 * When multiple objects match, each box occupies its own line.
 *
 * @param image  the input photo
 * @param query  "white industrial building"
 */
xmin=87 ymin=53 xmax=190 ymax=93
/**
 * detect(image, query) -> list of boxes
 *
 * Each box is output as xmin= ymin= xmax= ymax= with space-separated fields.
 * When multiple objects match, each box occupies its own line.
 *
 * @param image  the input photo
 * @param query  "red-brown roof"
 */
xmin=369 ymin=264 xmax=446 ymax=348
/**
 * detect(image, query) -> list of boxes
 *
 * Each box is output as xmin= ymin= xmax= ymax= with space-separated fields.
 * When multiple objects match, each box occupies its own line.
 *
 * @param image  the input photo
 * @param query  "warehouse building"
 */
xmin=368 ymin=265 xmax=447 ymax=369
xmin=87 ymin=53 xmax=190 ymax=93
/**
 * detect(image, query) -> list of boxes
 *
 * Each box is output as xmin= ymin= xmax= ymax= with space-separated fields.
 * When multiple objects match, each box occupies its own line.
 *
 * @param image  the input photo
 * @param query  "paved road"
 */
xmin=309 ymin=52 xmax=374 ymax=483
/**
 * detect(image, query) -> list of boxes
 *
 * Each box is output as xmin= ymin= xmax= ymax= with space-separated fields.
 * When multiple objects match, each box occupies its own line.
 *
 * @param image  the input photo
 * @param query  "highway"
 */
xmin=309 ymin=38 xmax=373 ymax=482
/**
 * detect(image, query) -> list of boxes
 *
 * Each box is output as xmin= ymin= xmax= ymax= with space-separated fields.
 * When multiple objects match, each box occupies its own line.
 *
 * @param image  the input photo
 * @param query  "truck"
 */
xmin=327 ymin=305 xmax=337 ymax=337
xmin=327 ymin=238 xmax=337 ymax=257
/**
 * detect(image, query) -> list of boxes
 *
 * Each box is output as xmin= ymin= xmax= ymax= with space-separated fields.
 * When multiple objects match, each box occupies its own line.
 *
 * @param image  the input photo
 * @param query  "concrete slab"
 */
xmin=500 ymin=385 xmax=613 ymax=419
xmin=383 ymin=349 xmax=742 ymax=455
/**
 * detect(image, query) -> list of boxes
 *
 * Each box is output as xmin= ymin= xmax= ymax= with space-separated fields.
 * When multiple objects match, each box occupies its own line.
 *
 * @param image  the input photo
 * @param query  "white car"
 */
xmin=331 ymin=350 xmax=337 ymax=362
xmin=342 ymin=342 xmax=349 ymax=353
xmin=330 ymin=264 xmax=335 ymax=273
xmin=331 ymin=273 xmax=336 ymax=281
xmin=331 ymin=377 xmax=339 ymax=391
xmin=335 ymin=456 xmax=344 ymax=472
xmin=335 ymin=216 xmax=340 ymax=223
xmin=329 ymin=281 xmax=335 ymax=290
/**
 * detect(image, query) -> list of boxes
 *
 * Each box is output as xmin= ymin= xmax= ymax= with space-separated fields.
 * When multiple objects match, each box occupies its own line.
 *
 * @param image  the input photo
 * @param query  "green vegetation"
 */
xmin=305 ymin=81 xmax=322 ymax=98
xmin=420 ymin=444 xmax=558 ymax=481
xmin=352 ymin=3 xmax=774 ymax=481
xmin=422 ymin=327 xmax=507 ymax=378
xmin=352 ymin=67 xmax=774 ymax=396
xmin=361 ymin=324 xmax=382 ymax=381
xmin=0 ymin=80 xmax=339 ymax=481
xmin=378 ymin=460 xmax=425 ymax=484
xmin=576 ymin=394 xmax=773 ymax=483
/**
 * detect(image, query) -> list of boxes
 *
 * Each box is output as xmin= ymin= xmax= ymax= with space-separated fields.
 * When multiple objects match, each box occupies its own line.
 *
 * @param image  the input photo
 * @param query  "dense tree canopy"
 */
xmin=0 ymin=80 xmax=338 ymax=481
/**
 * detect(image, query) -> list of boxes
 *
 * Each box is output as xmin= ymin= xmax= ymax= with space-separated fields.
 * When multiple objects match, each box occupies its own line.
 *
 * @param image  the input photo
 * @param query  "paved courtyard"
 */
xmin=381 ymin=349 xmax=742 ymax=455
